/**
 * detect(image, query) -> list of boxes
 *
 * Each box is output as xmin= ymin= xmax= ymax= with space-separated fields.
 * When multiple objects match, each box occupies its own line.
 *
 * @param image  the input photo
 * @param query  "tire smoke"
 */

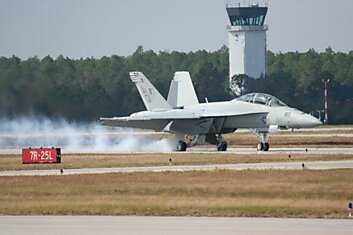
xmin=0 ymin=116 xmax=173 ymax=153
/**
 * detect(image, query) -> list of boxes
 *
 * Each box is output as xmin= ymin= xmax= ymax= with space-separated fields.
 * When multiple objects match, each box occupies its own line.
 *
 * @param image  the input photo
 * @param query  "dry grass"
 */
xmin=1 ymin=153 xmax=353 ymax=171
xmin=0 ymin=169 xmax=352 ymax=217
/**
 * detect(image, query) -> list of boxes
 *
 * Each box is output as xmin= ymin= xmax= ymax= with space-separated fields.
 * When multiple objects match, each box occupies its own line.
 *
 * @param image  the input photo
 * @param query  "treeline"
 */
xmin=240 ymin=48 xmax=353 ymax=124
xmin=0 ymin=46 xmax=352 ymax=124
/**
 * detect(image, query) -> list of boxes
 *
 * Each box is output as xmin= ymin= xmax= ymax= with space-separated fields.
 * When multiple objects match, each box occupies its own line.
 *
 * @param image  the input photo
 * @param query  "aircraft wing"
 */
xmin=100 ymin=110 xmax=268 ymax=134
xmin=100 ymin=116 xmax=171 ymax=131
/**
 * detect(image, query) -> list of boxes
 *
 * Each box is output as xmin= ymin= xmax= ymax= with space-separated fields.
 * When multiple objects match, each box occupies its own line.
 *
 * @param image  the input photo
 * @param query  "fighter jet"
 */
xmin=100 ymin=71 xmax=321 ymax=151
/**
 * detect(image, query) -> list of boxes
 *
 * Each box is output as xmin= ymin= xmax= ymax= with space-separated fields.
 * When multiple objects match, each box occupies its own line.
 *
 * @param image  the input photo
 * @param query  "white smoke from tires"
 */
xmin=0 ymin=116 xmax=173 ymax=153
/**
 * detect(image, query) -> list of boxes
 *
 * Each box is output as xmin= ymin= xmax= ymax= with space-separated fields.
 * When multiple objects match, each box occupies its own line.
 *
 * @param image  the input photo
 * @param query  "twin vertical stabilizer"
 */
xmin=129 ymin=72 xmax=171 ymax=111
xmin=129 ymin=71 xmax=199 ymax=111
xmin=167 ymin=71 xmax=199 ymax=108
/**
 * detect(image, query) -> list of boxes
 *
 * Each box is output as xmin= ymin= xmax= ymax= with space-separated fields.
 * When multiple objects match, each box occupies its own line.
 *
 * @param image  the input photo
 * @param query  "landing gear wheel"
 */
xmin=263 ymin=143 xmax=269 ymax=151
xmin=257 ymin=143 xmax=269 ymax=151
xmin=217 ymin=142 xmax=227 ymax=151
xmin=176 ymin=141 xmax=187 ymax=151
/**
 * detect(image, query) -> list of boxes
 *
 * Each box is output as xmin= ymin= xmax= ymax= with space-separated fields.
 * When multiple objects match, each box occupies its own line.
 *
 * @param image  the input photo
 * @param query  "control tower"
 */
xmin=226 ymin=3 xmax=268 ymax=84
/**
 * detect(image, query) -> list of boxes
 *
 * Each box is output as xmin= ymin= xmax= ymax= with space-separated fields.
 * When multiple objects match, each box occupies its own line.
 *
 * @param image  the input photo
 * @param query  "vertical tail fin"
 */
xmin=167 ymin=71 xmax=199 ymax=108
xmin=129 ymin=71 xmax=172 ymax=111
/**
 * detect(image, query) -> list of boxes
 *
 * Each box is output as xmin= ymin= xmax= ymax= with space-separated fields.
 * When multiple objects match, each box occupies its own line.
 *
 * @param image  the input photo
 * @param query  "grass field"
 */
xmin=0 ymin=169 xmax=352 ymax=218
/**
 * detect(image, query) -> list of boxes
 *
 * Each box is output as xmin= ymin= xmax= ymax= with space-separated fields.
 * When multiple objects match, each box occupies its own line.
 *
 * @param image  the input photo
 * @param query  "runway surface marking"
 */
xmin=1 ymin=160 xmax=353 ymax=176
xmin=0 ymin=216 xmax=352 ymax=235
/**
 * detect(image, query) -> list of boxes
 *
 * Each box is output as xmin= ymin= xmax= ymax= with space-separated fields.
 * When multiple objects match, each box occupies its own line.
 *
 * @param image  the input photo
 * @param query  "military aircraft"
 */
xmin=100 ymin=71 xmax=322 ymax=151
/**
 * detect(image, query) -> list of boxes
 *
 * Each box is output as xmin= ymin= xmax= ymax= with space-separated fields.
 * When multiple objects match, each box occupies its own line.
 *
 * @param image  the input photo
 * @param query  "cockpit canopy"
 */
xmin=235 ymin=93 xmax=287 ymax=107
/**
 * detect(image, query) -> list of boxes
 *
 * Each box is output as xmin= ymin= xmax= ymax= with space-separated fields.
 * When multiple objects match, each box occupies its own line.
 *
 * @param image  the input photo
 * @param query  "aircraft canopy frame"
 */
xmin=235 ymin=93 xmax=287 ymax=107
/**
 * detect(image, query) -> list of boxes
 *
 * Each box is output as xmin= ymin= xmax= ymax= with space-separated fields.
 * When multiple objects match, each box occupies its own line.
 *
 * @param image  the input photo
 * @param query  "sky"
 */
xmin=0 ymin=0 xmax=352 ymax=59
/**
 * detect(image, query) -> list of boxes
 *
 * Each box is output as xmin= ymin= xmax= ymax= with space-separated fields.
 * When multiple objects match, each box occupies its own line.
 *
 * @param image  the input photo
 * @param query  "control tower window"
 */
xmin=227 ymin=6 xmax=268 ymax=26
xmin=229 ymin=15 xmax=266 ymax=26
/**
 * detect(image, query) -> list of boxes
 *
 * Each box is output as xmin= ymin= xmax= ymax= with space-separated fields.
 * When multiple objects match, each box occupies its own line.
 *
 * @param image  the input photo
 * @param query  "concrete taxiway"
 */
xmin=0 ymin=216 xmax=352 ymax=235
xmin=1 ymin=160 xmax=353 ymax=176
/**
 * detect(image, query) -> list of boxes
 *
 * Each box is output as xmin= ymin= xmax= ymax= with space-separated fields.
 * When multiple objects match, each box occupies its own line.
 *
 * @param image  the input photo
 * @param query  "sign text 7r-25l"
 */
xmin=22 ymin=148 xmax=61 ymax=164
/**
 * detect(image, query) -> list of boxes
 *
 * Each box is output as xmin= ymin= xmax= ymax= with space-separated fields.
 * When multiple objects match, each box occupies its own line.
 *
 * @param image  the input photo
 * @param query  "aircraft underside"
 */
xmin=174 ymin=130 xmax=269 ymax=152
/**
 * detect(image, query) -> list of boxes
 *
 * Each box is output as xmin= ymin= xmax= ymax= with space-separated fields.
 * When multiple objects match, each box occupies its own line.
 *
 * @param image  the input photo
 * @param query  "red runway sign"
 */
xmin=22 ymin=148 xmax=61 ymax=164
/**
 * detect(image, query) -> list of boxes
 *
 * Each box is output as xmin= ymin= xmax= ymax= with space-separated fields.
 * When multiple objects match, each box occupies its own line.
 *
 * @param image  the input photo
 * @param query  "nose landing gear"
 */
xmin=257 ymin=142 xmax=269 ymax=151
xmin=251 ymin=128 xmax=270 ymax=152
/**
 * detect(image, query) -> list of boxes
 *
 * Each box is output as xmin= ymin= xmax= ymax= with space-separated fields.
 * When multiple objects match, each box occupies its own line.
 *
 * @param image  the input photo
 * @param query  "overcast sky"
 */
xmin=1 ymin=0 xmax=352 ymax=59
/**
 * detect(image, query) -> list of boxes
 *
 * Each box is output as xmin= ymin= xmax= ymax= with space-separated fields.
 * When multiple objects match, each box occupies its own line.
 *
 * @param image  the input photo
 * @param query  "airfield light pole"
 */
xmin=322 ymin=79 xmax=330 ymax=125
xmin=317 ymin=109 xmax=324 ymax=122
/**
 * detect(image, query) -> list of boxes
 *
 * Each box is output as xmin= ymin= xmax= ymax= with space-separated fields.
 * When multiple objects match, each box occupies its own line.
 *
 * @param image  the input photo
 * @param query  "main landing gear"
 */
xmin=214 ymin=134 xmax=227 ymax=151
xmin=175 ymin=134 xmax=228 ymax=152
xmin=176 ymin=140 xmax=187 ymax=151
xmin=217 ymin=141 xmax=227 ymax=151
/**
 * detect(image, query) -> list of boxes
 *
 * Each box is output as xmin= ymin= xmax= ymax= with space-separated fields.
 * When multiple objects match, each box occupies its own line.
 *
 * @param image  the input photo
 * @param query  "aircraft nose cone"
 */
xmin=302 ymin=114 xmax=322 ymax=127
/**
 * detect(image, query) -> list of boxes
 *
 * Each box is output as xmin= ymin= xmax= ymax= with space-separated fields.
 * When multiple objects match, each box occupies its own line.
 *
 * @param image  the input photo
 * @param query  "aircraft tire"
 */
xmin=217 ymin=142 xmax=227 ymax=151
xmin=176 ymin=141 xmax=187 ymax=151
xmin=263 ymin=143 xmax=269 ymax=151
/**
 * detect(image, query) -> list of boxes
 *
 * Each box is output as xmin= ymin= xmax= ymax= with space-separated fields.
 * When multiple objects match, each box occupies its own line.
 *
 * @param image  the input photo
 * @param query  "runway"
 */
xmin=1 ymin=160 xmax=353 ymax=176
xmin=189 ymin=147 xmax=353 ymax=155
xmin=1 ymin=147 xmax=353 ymax=155
xmin=0 ymin=216 xmax=352 ymax=235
